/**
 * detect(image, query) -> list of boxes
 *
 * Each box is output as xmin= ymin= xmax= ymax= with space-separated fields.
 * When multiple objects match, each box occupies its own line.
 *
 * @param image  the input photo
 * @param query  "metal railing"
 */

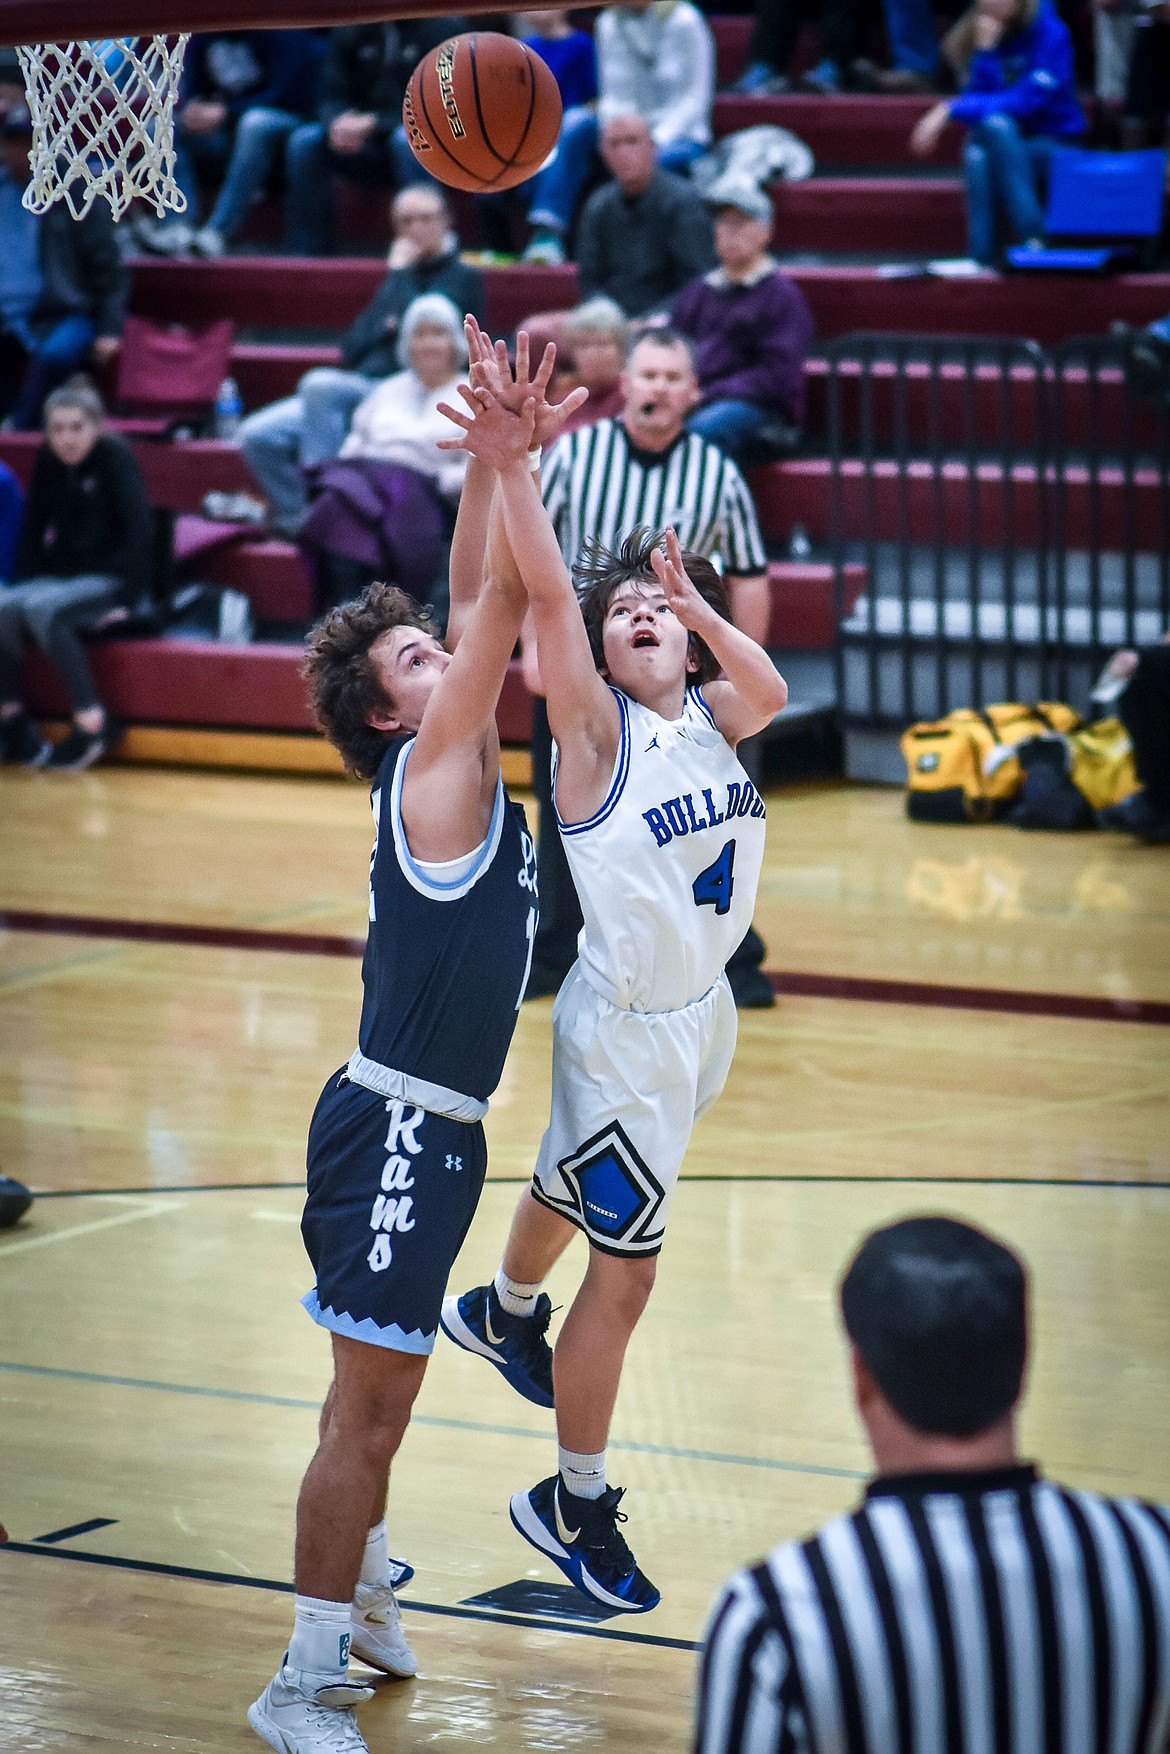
xmin=826 ymin=331 xmax=1170 ymax=729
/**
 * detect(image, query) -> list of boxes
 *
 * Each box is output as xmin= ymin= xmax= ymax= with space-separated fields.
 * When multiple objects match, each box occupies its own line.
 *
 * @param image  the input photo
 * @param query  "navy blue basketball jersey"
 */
xmin=356 ymin=736 xmax=537 ymax=1105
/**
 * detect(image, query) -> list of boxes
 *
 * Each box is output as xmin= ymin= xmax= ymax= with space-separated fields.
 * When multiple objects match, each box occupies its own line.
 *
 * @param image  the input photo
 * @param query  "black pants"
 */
xmin=750 ymin=0 xmax=865 ymax=75
xmin=0 ymin=574 xmax=119 ymax=712
xmin=529 ymin=696 xmax=769 ymax=989
xmin=1120 ymin=646 xmax=1170 ymax=810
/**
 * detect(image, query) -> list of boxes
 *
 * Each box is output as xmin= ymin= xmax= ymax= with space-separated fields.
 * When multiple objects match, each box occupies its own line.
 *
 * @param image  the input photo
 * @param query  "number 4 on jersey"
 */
xmin=693 ymin=838 xmax=736 ymax=916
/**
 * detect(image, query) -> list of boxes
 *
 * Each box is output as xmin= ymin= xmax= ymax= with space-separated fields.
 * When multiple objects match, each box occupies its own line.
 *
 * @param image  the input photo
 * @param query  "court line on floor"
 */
xmin=0 ymin=1360 xmax=866 ymax=1482
xmin=25 ymin=1172 xmax=1170 ymax=1198
xmin=5 ymin=908 xmax=1168 ymax=1026
xmin=0 ymin=1543 xmax=699 ymax=1653
xmin=0 ymin=1197 xmax=181 ymax=1257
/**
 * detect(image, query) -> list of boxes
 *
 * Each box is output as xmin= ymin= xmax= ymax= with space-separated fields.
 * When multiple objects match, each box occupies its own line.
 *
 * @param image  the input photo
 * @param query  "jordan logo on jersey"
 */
xmin=641 ymin=780 xmax=765 ymax=849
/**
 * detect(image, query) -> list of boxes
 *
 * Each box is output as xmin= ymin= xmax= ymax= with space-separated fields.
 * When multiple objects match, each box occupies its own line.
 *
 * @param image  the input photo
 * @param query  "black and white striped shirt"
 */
xmin=541 ymin=418 xmax=768 ymax=581
xmin=696 ymin=1466 xmax=1170 ymax=1754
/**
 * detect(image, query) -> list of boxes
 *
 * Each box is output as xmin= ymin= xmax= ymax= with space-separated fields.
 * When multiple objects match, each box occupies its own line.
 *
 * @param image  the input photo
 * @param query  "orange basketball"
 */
xmin=402 ymin=32 xmax=563 ymax=194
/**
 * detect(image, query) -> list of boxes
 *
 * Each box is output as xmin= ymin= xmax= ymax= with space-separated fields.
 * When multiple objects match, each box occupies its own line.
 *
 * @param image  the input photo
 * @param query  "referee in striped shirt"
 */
xmin=526 ymin=326 xmax=775 ymax=1007
xmin=696 ymin=1216 xmax=1170 ymax=1754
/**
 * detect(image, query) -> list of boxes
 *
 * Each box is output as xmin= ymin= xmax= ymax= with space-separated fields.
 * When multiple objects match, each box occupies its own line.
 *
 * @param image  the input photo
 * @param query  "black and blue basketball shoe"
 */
xmin=509 ymin=1476 xmax=661 ymax=1613
xmin=439 ymin=1283 xmax=555 ymax=1408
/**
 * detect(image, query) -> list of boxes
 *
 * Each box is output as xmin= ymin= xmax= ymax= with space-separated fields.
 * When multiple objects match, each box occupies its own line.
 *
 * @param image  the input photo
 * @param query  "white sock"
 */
xmin=559 ymin=1446 xmax=606 ymax=1501
xmin=494 ymin=1265 xmax=543 ymax=1318
xmin=358 ymin=1519 xmax=389 ymax=1590
xmin=287 ymin=1594 xmax=353 ymax=1681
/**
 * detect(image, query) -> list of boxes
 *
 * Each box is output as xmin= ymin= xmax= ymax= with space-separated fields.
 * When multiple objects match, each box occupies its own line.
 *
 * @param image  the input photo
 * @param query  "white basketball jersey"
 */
xmin=554 ymin=687 xmax=767 ymax=1012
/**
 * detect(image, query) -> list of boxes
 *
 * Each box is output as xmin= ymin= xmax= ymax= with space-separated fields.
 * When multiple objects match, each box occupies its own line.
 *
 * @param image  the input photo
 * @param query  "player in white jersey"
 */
xmin=438 ymin=374 xmax=787 ymax=1613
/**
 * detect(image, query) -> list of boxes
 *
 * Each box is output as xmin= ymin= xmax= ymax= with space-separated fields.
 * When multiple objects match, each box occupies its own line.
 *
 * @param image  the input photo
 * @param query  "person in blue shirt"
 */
xmin=0 ymin=109 xmax=126 ymax=428
xmin=396 ymin=12 xmax=599 ymax=259
xmin=909 ymin=0 xmax=1085 ymax=265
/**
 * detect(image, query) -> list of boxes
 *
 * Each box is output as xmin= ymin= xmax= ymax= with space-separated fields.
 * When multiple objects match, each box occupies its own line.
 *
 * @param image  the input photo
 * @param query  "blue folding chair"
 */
xmin=1007 ymin=148 xmax=1167 ymax=272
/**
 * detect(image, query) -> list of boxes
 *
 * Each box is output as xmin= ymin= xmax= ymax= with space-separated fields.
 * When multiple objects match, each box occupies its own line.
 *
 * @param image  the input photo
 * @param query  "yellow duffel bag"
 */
xmin=901 ymin=703 xmax=1081 ymax=822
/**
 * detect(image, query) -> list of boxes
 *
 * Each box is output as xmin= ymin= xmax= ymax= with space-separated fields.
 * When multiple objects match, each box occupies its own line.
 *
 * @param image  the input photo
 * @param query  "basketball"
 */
xmin=402 ymin=33 xmax=563 ymax=194
xmin=0 ymin=1175 xmax=33 ymax=1228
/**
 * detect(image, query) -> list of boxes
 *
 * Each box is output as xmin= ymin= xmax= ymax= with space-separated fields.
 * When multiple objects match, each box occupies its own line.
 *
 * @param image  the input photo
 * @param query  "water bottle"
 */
xmin=788 ymin=523 xmax=812 ymax=561
xmin=214 ymin=376 xmax=242 ymax=441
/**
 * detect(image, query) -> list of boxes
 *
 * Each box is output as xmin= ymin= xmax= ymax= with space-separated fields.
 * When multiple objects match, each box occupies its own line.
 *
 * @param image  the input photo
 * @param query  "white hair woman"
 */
xmin=299 ymin=294 xmax=471 ymax=612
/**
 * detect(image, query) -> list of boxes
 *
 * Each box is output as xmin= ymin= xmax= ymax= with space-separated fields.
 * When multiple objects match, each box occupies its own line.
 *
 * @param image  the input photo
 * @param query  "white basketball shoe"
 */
xmin=350 ymin=1582 xmax=418 ymax=1678
xmin=248 ymin=1665 xmax=374 ymax=1753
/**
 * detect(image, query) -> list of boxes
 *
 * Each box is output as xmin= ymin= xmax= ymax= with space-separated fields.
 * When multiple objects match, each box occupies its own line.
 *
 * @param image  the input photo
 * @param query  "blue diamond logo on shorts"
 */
xmin=556 ymin=1121 xmax=666 ymax=1248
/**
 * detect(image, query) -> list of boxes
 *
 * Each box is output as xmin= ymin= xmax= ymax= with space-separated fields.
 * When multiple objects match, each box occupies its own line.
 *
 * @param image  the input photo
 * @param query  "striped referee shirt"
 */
xmin=541 ymin=418 xmax=768 ymax=581
xmin=696 ymin=1465 xmax=1170 ymax=1754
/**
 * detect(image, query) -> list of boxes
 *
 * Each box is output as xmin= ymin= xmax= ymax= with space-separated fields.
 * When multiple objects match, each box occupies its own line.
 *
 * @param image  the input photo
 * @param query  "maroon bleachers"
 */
xmin=712 ymin=94 xmax=962 ymax=166
xmin=181 ymin=533 xmax=863 ymax=651
xmin=3 ymin=428 xmax=1158 ymax=555
xmin=18 ymin=43 xmax=1170 ymax=763
xmin=127 ymin=258 xmax=1170 ymax=350
xmin=221 ymin=345 xmax=1141 ymax=455
xmin=24 ymin=645 xmax=536 ymax=744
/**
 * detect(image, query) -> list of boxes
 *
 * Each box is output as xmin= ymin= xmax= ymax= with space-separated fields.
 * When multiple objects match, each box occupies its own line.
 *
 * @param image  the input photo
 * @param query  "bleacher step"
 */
xmin=129 ymin=257 xmax=1170 ymax=348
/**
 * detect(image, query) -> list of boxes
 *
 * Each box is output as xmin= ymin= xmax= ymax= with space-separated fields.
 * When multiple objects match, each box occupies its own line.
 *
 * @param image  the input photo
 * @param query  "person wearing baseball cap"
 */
xmin=670 ymin=176 xmax=813 ymax=465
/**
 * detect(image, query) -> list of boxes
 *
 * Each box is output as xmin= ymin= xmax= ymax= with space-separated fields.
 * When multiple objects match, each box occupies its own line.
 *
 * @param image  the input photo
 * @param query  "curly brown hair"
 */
xmin=573 ymin=527 xmax=730 ymax=687
xmin=302 ymin=582 xmax=439 ymax=780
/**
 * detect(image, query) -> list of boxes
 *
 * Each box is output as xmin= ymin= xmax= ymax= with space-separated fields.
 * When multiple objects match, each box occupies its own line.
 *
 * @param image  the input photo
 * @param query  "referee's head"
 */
xmin=840 ymin=1216 xmax=1028 ymax=1439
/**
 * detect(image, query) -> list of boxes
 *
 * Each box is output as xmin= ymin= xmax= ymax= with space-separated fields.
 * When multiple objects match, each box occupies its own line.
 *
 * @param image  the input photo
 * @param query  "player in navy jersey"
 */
xmin=249 ymin=323 xmax=585 ymax=1754
xmin=437 ymin=380 xmax=788 ymax=1616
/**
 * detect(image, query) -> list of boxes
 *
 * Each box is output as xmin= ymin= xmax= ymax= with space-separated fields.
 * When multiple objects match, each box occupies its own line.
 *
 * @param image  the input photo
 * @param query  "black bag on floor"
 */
xmin=1004 ymin=737 xmax=1094 ymax=831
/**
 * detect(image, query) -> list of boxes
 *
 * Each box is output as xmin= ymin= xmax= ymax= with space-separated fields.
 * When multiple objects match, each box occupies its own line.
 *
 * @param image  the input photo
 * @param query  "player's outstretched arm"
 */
xmin=440 ymin=379 xmax=621 ymax=818
xmin=651 ymin=530 xmax=788 ymax=744
xmin=445 ymin=453 xmax=494 ymax=652
xmin=493 ymin=446 xmax=622 ymax=818
xmin=443 ymin=315 xmax=561 ymax=652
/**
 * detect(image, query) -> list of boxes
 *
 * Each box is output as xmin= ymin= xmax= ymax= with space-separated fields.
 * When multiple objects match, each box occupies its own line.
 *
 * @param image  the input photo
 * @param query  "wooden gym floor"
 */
xmin=1 ymin=765 xmax=1168 ymax=1751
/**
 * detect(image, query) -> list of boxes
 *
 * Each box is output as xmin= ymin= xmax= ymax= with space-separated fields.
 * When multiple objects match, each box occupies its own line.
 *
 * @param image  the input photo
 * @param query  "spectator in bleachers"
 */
xmin=136 ymin=31 xmax=325 ymax=258
xmin=558 ymin=298 xmax=629 ymax=433
xmin=284 ymin=18 xmax=468 ymax=256
xmin=475 ymin=11 xmax=596 ymax=259
xmin=522 ymin=10 xmax=599 ymax=113
xmin=238 ymin=189 xmax=484 ymax=535
xmin=297 ymin=293 xmax=468 ymax=611
xmin=1122 ymin=0 xmax=1170 ymax=148
xmin=910 ymin=0 xmax=1085 ymax=266
xmin=523 ymin=0 xmax=715 ymax=264
xmin=576 ymin=113 xmax=716 ymax=316
xmin=0 ymin=107 xmax=126 ymax=430
xmin=1092 ymin=0 xmax=1138 ymax=142
xmin=733 ymin=0 xmax=867 ymax=94
xmin=857 ymin=0 xmax=942 ymax=92
xmin=0 ymin=458 xmax=21 ymax=581
xmin=0 ymin=384 xmax=151 ymax=772
xmin=671 ymin=181 xmax=813 ymax=463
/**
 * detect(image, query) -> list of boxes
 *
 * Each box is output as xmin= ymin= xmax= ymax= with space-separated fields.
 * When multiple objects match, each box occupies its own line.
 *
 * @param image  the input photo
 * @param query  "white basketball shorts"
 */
xmin=530 ymin=962 xmax=737 ymax=1256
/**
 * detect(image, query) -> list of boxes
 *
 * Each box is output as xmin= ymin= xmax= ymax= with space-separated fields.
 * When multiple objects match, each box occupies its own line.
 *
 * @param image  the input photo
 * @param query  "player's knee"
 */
xmin=328 ymin=1349 xmax=427 ymax=1460
xmin=599 ymin=1253 xmax=658 ymax=1325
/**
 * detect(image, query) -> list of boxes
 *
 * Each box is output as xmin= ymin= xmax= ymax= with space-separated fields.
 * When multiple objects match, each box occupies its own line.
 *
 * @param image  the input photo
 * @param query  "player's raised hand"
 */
xmin=650 ymin=528 xmax=716 ymax=633
xmin=437 ymin=383 xmax=536 ymax=472
xmin=465 ymin=321 xmax=588 ymax=448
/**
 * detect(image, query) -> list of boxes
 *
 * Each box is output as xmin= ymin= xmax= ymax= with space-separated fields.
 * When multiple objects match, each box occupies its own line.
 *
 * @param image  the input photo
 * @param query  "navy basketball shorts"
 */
xmin=301 ymin=1070 xmax=487 ymax=1354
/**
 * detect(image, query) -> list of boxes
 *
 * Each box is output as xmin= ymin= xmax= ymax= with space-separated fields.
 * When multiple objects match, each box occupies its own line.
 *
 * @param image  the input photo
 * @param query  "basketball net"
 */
xmin=17 ymin=37 xmax=190 ymax=221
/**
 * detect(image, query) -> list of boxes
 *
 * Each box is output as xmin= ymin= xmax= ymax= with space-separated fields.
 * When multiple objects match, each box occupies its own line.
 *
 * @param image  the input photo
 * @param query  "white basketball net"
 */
xmin=17 ymin=36 xmax=190 ymax=221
